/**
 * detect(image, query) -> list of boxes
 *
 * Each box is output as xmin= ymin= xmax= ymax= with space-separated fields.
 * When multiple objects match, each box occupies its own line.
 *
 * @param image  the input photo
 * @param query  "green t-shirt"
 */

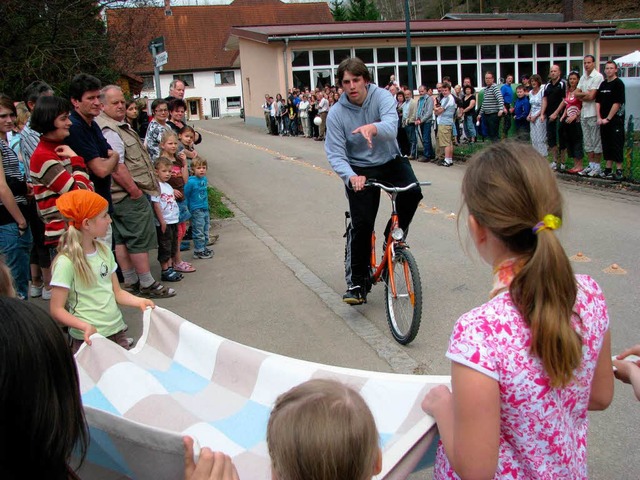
xmin=51 ymin=248 xmax=125 ymax=340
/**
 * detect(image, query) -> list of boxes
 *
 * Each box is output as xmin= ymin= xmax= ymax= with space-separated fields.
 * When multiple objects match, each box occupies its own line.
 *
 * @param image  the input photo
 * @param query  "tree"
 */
xmin=0 ymin=0 xmax=157 ymax=101
xmin=330 ymin=0 xmax=349 ymax=21
xmin=347 ymin=0 xmax=381 ymax=21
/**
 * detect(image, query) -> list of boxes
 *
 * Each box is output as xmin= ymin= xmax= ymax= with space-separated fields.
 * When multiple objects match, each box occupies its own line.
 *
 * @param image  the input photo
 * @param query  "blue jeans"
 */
xmin=0 ymin=223 xmax=33 ymax=299
xmin=191 ymin=208 xmax=210 ymax=253
xmin=420 ymin=121 xmax=433 ymax=158
xmin=404 ymin=124 xmax=417 ymax=157
xmin=464 ymin=116 xmax=477 ymax=139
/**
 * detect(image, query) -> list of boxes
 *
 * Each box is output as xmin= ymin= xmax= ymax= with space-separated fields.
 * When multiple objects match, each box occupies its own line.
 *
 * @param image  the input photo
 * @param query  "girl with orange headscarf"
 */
xmin=49 ymin=190 xmax=154 ymax=353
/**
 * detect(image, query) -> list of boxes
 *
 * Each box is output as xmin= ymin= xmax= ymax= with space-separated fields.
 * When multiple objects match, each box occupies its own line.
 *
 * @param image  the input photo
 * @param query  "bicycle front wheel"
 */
xmin=384 ymin=247 xmax=423 ymax=345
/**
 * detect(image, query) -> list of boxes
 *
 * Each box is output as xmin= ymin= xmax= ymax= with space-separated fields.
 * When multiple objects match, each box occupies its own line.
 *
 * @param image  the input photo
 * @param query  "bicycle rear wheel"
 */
xmin=384 ymin=247 xmax=423 ymax=345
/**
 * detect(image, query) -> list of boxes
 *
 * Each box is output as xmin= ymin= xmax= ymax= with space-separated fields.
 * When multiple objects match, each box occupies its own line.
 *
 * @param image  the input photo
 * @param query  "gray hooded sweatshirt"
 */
xmin=325 ymin=83 xmax=400 ymax=186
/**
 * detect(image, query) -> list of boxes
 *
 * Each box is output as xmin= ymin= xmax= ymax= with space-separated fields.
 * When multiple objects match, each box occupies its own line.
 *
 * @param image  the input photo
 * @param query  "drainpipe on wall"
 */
xmin=283 ymin=38 xmax=289 ymax=96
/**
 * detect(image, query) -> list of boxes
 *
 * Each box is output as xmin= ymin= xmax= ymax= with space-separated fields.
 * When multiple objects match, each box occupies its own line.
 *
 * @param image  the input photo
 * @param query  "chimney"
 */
xmin=165 ymin=0 xmax=172 ymax=16
xmin=563 ymin=0 xmax=583 ymax=22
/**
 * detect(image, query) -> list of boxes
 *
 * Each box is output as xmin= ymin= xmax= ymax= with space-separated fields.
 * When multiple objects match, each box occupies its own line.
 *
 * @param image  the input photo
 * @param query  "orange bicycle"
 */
xmin=365 ymin=179 xmax=430 ymax=345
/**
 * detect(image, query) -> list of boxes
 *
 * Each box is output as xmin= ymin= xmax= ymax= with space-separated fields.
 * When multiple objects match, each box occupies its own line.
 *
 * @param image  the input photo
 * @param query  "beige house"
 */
xmin=227 ymin=19 xmax=617 ymax=128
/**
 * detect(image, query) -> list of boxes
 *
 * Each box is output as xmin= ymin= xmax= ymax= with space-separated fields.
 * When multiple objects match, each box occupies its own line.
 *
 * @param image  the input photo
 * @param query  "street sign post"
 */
xmin=155 ymin=51 xmax=168 ymax=68
xmin=148 ymin=36 xmax=166 ymax=99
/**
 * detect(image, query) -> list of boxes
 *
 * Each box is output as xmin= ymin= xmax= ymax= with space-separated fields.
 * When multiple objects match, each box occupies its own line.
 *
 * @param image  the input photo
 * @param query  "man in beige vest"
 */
xmin=97 ymin=85 xmax=175 ymax=298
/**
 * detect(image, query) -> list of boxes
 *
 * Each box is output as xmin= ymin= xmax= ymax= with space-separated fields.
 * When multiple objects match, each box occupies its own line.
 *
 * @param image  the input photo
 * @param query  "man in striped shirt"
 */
xmin=477 ymin=71 xmax=504 ymax=142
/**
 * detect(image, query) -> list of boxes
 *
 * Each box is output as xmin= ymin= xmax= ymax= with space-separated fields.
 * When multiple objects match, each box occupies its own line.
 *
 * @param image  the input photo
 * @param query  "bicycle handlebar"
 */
xmin=363 ymin=180 xmax=431 ymax=192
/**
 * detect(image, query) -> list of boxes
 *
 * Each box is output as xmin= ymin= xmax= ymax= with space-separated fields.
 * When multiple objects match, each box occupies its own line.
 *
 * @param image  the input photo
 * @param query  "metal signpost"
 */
xmin=148 ymin=36 xmax=166 ymax=99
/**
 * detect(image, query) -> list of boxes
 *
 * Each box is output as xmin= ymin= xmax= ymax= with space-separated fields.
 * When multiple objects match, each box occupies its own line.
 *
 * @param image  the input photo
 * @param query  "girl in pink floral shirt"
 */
xmin=422 ymin=143 xmax=613 ymax=479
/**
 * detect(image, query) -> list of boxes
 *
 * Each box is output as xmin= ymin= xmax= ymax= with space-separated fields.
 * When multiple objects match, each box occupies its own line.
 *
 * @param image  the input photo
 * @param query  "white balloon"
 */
xmin=313 ymin=116 xmax=322 ymax=126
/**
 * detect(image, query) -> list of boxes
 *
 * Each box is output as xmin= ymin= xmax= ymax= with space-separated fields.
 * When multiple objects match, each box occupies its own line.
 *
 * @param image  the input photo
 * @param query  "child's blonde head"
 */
xmin=155 ymin=156 xmax=173 ymax=171
xmin=0 ymin=257 xmax=16 ymax=297
xmin=160 ymin=130 xmax=178 ymax=145
xmin=54 ymin=190 xmax=110 ymax=287
xmin=461 ymin=142 xmax=580 ymax=388
xmin=191 ymin=157 xmax=207 ymax=169
xmin=267 ymin=379 xmax=381 ymax=480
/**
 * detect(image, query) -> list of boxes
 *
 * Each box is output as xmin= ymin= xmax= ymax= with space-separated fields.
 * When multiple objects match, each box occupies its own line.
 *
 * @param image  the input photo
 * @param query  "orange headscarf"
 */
xmin=56 ymin=190 xmax=108 ymax=229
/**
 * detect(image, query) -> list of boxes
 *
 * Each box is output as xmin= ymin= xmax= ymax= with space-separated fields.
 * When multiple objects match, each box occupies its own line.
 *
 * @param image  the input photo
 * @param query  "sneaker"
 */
xmin=30 ymin=283 xmax=43 ymax=298
xmin=600 ymin=170 xmax=614 ymax=180
xmin=559 ymin=163 xmax=566 ymax=172
xmin=550 ymin=161 xmax=557 ymax=171
xmin=193 ymin=250 xmax=213 ymax=259
xmin=614 ymin=170 xmax=625 ymax=181
xmin=207 ymin=234 xmax=219 ymax=246
xmin=343 ymin=286 xmax=365 ymax=305
xmin=439 ymin=160 xmax=453 ymax=167
xmin=41 ymin=287 xmax=52 ymax=301
xmin=203 ymin=248 xmax=215 ymax=256
xmin=587 ymin=164 xmax=602 ymax=177
xmin=578 ymin=165 xmax=593 ymax=176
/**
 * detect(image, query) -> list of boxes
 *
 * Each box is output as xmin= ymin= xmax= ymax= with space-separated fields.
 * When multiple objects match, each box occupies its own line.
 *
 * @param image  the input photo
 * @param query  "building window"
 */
xmin=333 ymin=49 xmax=351 ymax=64
xmin=292 ymin=51 xmax=309 ymax=67
xmin=355 ymin=48 xmax=374 ymax=63
xmin=314 ymin=69 xmax=332 ymax=88
xmin=173 ymin=74 xmax=194 ymax=87
xmin=377 ymin=48 xmax=395 ymax=63
xmin=227 ymin=96 xmax=241 ymax=109
xmin=293 ymin=71 xmax=311 ymax=91
xmin=398 ymin=47 xmax=416 ymax=63
xmin=313 ymin=50 xmax=331 ymax=66
xmin=460 ymin=45 xmax=477 ymax=60
xmin=500 ymin=44 xmax=515 ymax=59
xmin=441 ymin=46 xmax=457 ymax=61
xmin=214 ymin=71 xmax=235 ymax=86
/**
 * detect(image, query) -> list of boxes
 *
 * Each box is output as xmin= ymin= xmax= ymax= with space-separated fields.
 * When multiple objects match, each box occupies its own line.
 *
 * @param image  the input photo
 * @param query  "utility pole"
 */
xmin=404 ymin=0 xmax=414 ymax=91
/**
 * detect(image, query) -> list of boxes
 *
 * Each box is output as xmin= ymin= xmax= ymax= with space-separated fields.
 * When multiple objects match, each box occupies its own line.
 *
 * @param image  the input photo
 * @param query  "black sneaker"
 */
xmin=600 ymin=170 xmax=614 ymax=180
xmin=343 ymin=286 xmax=365 ymax=305
xmin=615 ymin=170 xmax=625 ymax=181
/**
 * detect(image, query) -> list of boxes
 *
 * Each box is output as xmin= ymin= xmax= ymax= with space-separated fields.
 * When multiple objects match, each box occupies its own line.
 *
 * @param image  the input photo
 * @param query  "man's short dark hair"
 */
xmin=336 ymin=57 xmax=371 ymax=85
xmin=169 ymin=98 xmax=187 ymax=112
xmin=69 ymin=74 xmax=101 ymax=101
xmin=23 ymin=81 xmax=53 ymax=110
xmin=30 ymin=96 xmax=72 ymax=134
xmin=584 ymin=54 xmax=596 ymax=62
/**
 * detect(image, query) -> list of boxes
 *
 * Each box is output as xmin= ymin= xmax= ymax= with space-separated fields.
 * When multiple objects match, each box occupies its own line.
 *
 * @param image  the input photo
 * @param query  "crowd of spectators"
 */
xmin=264 ymin=56 xmax=626 ymax=180
xmin=0 ymin=75 xmax=215 ymax=315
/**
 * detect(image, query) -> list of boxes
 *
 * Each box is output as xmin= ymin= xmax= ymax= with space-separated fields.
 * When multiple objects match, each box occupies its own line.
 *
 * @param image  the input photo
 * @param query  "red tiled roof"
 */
xmin=229 ymin=18 xmax=615 ymax=44
xmin=106 ymin=0 xmax=333 ymax=74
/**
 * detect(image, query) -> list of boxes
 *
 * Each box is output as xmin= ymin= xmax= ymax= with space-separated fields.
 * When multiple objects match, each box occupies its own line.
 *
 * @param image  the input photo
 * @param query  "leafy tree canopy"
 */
xmin=0 ymin=0 xmax=157 ymax=101
xmin=347 ymin=0 xmax=381 ymax=21
xmin=330 ymin=0 xmax=349 ymax=21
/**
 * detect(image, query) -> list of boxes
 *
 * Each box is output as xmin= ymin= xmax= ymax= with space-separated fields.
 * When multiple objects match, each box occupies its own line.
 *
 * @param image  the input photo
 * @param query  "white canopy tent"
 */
xmin=614 ymin=50 xmax=640 ymax=77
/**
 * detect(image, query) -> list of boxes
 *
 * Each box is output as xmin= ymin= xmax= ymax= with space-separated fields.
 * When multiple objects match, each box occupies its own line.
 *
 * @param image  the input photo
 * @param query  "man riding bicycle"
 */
xmin=325 ymin=57 xmax=423 ymax=305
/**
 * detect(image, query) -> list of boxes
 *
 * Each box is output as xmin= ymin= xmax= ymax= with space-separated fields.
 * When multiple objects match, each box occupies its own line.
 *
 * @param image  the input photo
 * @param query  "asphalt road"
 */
xmin=73 ymin=117 xmax=639 ymax=479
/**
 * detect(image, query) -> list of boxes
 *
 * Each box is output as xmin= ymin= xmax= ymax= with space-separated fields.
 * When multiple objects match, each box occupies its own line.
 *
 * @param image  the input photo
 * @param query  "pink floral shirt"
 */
xmin=435 ymin=274 xmax=609 ymax=479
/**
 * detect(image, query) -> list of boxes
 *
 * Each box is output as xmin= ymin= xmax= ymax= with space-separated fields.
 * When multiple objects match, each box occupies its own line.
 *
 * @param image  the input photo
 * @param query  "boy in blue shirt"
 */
xmin=184 ymin=158 xmax=213 ymax=260
xmin=513 ymin=85 xmax=531 ymax=141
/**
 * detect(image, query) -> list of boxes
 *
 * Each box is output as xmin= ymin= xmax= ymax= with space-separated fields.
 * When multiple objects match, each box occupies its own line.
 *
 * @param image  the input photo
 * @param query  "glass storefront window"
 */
xmin=460 ymin=45 xmax=477 ymax=60
xmin=292 ymin=51 xmax=309 ymax=67
xmin=313 ymin=69 xmax=332 ymax=88
xmin=333 ymin=49 xmax=351 ymax=65
xmin=420 ymin=46 xmax=437 ymax=61
xmin=481 ymin=45 xmax=496 ymax=59
xmin=355 ymin=48 xmax=374 ymax=63
xmin=398 ymin=47 xmax=416 ymax=63
xmin=536 ymin=44 xmax=551 ymax=58
xmin=377 ymin=48 xmax=395 ymax=63
xmin=460 ymin=63 xmax=478 ymax=87
xmin=441 ymin=46 xmax=457 ymax=61
xmin=441 ymin=64 xmax=458 ymax=85
xmin=293 ymin=71 xmax=311 ymax=90
xmin=377 ymin=66 xmax=396 ymax=86
xmin=500 ymin=45 xmax=515 ymax=59
xmin=570 ymin=42 xmax=584 ymax=57
xmin=313 ymin=50 xmax=331 ymax=66
xmin=518 ymin=44 xmax=533 ymax=58
xmin=420 ymin=64 xmax=438 ymax=87
xmin=553 ymin=43 xmax=567 ymax=57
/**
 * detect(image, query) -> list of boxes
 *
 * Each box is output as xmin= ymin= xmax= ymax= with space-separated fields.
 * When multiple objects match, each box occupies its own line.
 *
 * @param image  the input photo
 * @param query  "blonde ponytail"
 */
xmin=53 ymin=226 xmax=110 ymax=288
xmin=462 ymin=142 xmax=581 ymax=388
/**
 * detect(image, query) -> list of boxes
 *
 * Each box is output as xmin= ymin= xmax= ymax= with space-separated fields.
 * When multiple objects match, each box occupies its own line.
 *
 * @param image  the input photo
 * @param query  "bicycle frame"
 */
xmin=368 ymin=187 xmax=415 ymax=302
